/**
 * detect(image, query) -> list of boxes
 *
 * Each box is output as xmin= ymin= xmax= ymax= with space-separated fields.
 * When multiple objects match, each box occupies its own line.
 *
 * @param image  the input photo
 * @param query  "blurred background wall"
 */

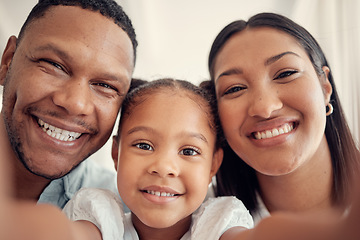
xmin=1 ymin=0 xmax=359 ymax=170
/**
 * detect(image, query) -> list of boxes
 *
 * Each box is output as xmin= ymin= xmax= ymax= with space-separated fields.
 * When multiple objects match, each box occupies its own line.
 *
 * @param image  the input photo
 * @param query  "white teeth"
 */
xmin=254 ymin=123 xmax=294 ymax=140
xmin=146 ymin=190 xmax=175 ymax=197
xmin=38 ymin=119 xmax=81 ymax=142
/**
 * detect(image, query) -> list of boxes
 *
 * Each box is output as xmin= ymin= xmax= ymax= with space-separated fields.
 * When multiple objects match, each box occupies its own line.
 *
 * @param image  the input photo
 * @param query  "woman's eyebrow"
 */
xmin=216 ymin=67 xmax=243 ymax=82
xmin=265 ymin=51 xmax=300 ymax=66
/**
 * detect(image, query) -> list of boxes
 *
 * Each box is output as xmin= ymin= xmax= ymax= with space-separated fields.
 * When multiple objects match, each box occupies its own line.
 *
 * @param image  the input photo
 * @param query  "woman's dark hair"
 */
xmin=207 ymin=12 xmax=360 ymax=213
xmin=17 ymin=0 xmax=137 ymax=63
xmin=117 ymin=78 xmax=223 ymax=150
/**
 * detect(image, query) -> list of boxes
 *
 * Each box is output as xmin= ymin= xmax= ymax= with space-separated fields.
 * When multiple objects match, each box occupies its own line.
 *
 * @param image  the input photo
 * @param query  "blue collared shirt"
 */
xmin=37 ymin=159 xmax=118 ymax=209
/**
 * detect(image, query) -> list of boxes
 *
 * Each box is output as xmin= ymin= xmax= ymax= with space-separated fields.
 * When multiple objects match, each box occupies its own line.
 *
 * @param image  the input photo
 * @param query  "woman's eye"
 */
xmin=180 ymin=148 xmax=200 ymax=156
xmin=135 ymin=143 xmax=153 ymax=151
xmin=275 ymin=70 xmax=298 ymax=79
xmin=224 ymin=85 xmax=245 ymax=95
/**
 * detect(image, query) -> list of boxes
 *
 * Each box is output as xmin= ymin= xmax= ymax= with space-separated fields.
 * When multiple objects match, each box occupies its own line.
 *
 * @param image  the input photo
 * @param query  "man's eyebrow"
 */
xmin=33 ymin=44 xmax=72 ymax=61
xmin=265 ymin=51 xmax=300 ymax=66
xmin=34 ymin=44 xmax=128 ymax=85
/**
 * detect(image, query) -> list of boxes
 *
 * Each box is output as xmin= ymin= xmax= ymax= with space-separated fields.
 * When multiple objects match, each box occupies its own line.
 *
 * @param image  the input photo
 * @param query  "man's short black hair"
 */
xmin=18 ymin=0 xmax=137 ymax=62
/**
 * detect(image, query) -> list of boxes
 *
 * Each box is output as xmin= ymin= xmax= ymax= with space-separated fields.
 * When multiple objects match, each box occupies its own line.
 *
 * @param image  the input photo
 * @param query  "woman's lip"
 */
xmin=246 ymin=118 xmax=298 ymax=136
xmin=251 ymin=122 xmax=296 ymax=140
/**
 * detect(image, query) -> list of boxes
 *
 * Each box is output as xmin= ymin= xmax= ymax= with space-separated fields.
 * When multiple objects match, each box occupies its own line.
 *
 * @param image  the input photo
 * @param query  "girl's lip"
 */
xmin=140 ymin=185 xmax=181 ymax=196
xmin=140 ymin=186 xmax=182 ymax=204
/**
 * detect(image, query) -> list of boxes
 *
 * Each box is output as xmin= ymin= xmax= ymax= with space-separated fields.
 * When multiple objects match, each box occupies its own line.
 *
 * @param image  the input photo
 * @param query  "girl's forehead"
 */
xmin=132 ymin=89 xmax=212 ymax=121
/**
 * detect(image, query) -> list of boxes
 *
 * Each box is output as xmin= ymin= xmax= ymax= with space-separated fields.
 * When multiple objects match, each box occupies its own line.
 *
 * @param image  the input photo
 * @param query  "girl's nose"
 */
xmin=147 ymin=153 xmax=180 ymax=178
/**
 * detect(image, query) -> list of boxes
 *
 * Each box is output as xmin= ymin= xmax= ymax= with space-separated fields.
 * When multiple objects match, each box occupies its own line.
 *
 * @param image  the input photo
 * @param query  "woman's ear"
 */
xmin=0 ymin=36 xmax=17 ymax=85
xmin=321 ymin=66 xmax=333 ymax=104
xmin=209 ymin=148 xmax=223 ymax=183
xmin=111 ymin=135 xmax=119 ymax=171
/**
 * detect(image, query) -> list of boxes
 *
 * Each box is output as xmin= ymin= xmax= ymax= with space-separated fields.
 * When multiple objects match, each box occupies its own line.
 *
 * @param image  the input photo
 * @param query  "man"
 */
xmin=0 ymin=0 xmax=137 ymax=208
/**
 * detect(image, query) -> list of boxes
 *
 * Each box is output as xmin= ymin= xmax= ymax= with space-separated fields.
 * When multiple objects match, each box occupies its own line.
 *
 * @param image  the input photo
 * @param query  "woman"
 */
xmin=205 ymin=12 xmax=360 ymax=223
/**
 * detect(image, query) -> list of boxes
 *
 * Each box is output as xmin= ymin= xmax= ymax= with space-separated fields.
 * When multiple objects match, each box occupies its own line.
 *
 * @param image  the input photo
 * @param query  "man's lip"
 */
xmin=33 ymin=115 xmax=93 ymax=135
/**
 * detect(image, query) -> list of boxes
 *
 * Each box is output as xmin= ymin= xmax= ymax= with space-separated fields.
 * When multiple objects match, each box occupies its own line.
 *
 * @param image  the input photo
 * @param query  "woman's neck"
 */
xmin=257 ymin=136 xmax=335 ymax=214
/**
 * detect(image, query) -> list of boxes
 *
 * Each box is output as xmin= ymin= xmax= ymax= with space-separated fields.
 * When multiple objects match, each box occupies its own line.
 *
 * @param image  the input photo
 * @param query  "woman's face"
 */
xmin=213 ymin=27 xmax=332 ymax=176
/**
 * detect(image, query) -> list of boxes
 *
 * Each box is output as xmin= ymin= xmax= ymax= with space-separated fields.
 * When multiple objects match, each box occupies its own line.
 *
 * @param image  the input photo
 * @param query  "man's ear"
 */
xmin=111 ymin=135 xmax=119 ymax=171
xmin=209 ymin=148 xmax=223 ymax=183
xmin=0 ymin=36 xmax=17 ymax=85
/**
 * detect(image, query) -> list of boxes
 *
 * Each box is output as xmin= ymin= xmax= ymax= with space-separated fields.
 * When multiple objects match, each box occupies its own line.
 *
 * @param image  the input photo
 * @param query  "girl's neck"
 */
xmin=132 ymin=213 xmax=191 ymax=240
xmin=257 ymin=135 xmax=335 ymax=214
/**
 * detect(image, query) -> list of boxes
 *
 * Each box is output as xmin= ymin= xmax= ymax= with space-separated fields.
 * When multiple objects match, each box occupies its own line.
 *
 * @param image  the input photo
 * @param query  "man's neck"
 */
xmin=13 ymin=159 xmax=51 ymax=201
xmin=0 ymin=116 xmax=51 ymax=202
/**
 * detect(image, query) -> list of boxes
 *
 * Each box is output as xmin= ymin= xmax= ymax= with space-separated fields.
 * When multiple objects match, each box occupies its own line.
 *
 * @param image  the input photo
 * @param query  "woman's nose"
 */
xmin=247 ymin=86 xmax=283 ymax=118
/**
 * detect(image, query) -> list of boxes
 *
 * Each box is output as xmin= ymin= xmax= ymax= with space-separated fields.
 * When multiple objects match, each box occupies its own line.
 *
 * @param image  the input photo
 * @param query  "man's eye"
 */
xmin=180 ymin=148 xmax=199 ymax=156
xmin=93 ymin=82 xmax=117 ymax=91
xmin=135 ymin=143 xmax=153 ymax=151
xmin=224 ymin=86 xmax=245 ymax=95
xmin=274 ymin=70 xmax=298 ymax=79
xmin=39 ymin=59 xmax=64 ymax=71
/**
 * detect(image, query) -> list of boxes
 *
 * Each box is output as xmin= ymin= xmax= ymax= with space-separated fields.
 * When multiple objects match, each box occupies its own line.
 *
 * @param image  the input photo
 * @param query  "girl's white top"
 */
xmin=63 ymin=188 xmax=254 ymax=240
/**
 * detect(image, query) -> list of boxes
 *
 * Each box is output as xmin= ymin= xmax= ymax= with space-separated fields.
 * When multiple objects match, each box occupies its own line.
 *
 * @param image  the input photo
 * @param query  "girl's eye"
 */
xmin=224 ymin=85 xmax=246 ymax=95
xmin=274 ymin=70 xmax=298 ymax=79
xmin=135 ymin=143 xmax=153 ymax=151
xmin=180 ymin=147 xmax=200 ymax=156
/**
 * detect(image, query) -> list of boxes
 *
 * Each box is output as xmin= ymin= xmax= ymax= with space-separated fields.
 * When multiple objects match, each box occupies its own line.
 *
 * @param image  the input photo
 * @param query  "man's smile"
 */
xmin=38 ymin=118 xmax=82 ymax=142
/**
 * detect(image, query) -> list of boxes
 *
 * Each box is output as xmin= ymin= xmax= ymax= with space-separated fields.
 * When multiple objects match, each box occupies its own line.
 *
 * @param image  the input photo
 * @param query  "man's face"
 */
xmin=0 ymin=6 xmax=134 ymax=179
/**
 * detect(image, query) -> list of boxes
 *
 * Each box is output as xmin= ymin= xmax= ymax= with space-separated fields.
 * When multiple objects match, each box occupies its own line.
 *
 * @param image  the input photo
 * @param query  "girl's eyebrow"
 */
xmin=184 ymin=132 xmax=208 ymax=144
xmin=265 ymin=51 xmax=300 ymax=66
xmin=126 ymin=126 xmax=209 ymax=144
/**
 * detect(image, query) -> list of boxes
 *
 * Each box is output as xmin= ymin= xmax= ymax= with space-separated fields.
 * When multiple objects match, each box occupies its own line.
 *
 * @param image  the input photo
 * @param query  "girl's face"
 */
xmin=213 ymin=27 xmax=332 ymax=176
xmin=113 ymin=91 xmax=222 ymax=232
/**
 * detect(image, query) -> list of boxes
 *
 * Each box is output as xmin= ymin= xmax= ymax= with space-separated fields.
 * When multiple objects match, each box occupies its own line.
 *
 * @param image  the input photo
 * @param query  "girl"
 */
xmin=63 ymin=78 xmax=253 ymax=239
xmin=205 ymin=12 xmax=360 ymax=224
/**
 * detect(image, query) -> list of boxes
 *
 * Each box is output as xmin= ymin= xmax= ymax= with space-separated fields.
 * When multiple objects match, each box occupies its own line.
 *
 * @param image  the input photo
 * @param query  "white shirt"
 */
xmin=64 ymin=188 xmax=254 ymax=240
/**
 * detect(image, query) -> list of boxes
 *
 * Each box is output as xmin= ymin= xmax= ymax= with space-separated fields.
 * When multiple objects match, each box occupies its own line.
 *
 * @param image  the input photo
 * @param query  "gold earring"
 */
xmin=326 ymin=103 xmax=333 ymax=116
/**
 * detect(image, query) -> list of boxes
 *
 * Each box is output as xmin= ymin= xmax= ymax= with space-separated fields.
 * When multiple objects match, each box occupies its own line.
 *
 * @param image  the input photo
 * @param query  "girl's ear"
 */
xmin=111 ymin=135 xmax=119 ymax=171
xmin=321 ymin=66 xmax=333 ymax=104
xmin=0 ymin=36 xmax=17 ymax=85
xmin=209 ymin=148 xmax=223 ymax=183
